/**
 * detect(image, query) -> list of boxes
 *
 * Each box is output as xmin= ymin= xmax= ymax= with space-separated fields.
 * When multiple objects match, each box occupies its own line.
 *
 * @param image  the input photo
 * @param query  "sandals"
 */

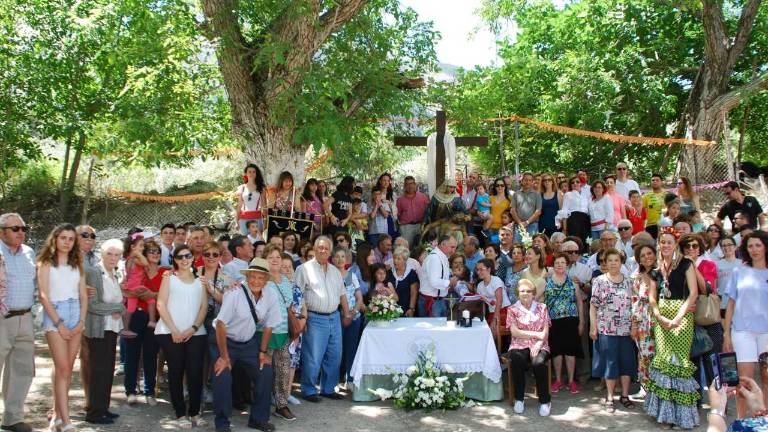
xmin=619 ymin=396 xmax=635 ymax=409
xmin=604 ymin=398 xmax=616 ymax=413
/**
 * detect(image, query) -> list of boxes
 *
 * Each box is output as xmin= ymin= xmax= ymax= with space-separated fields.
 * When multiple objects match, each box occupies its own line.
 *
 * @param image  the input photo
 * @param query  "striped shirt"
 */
xmin=294 ymin=259 xmax=344 ymax=314
xmin=0 ymin=241 xmax=36 ymax=310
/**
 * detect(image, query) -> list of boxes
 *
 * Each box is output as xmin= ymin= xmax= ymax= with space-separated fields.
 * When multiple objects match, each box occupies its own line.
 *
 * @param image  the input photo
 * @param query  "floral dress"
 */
xmin=289 ymin=283 xmax=304 ymax=369
xmin=631 ymin=272 xmax=656 ymax=386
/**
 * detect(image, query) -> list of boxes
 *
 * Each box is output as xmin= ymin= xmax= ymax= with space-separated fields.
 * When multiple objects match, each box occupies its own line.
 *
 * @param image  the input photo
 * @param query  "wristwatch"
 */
xmin=191 ymin=324 xmax=199 ymax=332
xmin=708 ymin=408 xmax=726 ymax=419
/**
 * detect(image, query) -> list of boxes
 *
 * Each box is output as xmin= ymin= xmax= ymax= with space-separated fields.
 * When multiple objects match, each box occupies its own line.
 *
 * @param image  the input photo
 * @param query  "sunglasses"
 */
xmin=495 ymin=184 xmax=505 ymax=187
xmin=618 ymin=226 xmax=632 ymax=231
xmin=707 ymin=228 xmax=720 ymax=233
xmin=203 ymin=252 xmax=221 ymax=258
xmin=617 ymin=167 xmax=627 ymax=171
xmin=2 ymin=225 xmax=29 ymax=233
xmin=79 ymin=232 xmax=96 ymax=239
xmin=174 ymin=253 xmax=194 ymax=260
xmin=684 ymin=243 xmax=700 ymax=249
xmin=247 ymin=192 xmax=253 ymax=201
xmin=146 ymin=248 xmax=161 ymax=254
xmin=564 ymin=250 xmax=580 ymax=254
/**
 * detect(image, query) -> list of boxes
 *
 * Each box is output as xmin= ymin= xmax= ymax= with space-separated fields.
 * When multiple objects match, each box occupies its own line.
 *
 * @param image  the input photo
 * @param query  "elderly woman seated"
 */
xmin=505 ymin=279 xmax=552 ymax=417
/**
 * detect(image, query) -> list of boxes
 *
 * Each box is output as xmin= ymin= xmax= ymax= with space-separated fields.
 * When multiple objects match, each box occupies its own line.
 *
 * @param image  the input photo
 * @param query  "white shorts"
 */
xmin=731 ymin=330 xmax=768 ymax=363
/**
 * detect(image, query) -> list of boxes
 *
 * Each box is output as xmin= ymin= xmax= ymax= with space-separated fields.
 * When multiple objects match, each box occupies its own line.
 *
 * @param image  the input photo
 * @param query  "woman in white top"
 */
xmin=84 ymin=238 xmax=126 ymax=424
xmin=155 ymin=245 xmax=208 ymax=426
xmin=560 ymin=176 xmax=591 ymax=247
xmin=475 ymin=258 xmax=512 ymax=334
xmin=235 ymin=163 xmax=266 ymax=235
xmin=37 ymin=224 xmax=88 ymax=432
xmin=715 ymin=236 xmax=742 ymax=312
xmin=588 ymin=180 xmax=615 ymax=241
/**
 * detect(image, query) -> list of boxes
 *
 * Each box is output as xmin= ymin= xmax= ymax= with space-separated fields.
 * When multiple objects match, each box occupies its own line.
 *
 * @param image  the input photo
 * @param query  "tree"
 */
xmin=2 ymin=0 xmax=231 ymax=216
xmin=465 ymin=0 xmax=767 ymax=181
xmin=199 ymin=0 xmax=437 ymax=183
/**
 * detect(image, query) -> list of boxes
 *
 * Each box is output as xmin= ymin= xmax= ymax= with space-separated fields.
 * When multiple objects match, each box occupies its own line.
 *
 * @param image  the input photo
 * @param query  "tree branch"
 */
xmin=727 ymin=0 xmax=762 ymax=69
xmin=334 ymin=76 xmax=425 ymax=118
xmin=701 ymin=0 xmax=729 ymax=63
xmin=315 ymin=0 xmax=368 ymax=50
xmin=711 ymin=70 xmax=768 ymax=114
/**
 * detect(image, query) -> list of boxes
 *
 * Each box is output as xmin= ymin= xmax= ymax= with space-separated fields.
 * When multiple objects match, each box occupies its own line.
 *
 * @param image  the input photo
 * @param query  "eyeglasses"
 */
xmin=2 ymin=225 xmax=29 ymax=233
xmin=707 ymin=228 xmax=720 ymax=233
xmin=146 ymin=248 xmax=161 ymax=254
xmin=203 ymin=252 xmax=221 ymax=258
xmin=684 ymin=243 xmax=700 ymax=250
xmin=570 ymin=181 xmax=580 ymax=185
xmin=336 ymin=238 xmax=348 ymax=243
xmin=617 ymin=167 xmax=627 ymax=171
xmin=564 ymin=250 xmax=580 ymax=254
xmin=174 ymin=253 xmax=194 ymax=260
xmin=618 ymin=226 xmax=632 ymax=231
xmin=79 ymin=232 xmax=96 ymax=239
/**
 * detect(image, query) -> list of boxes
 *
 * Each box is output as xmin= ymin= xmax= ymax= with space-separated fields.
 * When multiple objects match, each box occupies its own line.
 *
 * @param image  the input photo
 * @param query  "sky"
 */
xmin=400 ymin=0 xmax=500 ymax=69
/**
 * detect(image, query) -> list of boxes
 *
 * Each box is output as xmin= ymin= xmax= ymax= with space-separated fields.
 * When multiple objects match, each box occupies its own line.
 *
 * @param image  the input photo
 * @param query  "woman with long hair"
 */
xmin=264 ymin=244 xmax=296 ymax=421
xmin=236 ymin=163 xmax=266 ymax=235
xmin=301 ymin=178 xmax=325 ymax=230
xmin=38 ymin=224 xmax=88 ymax=432
xmin=643 ymin=229 xmax=700 ymax=429
xmin=349 ymin=243 xmax=374 ymax=297
xmin=603 ymin=175 xmax=627 ymax=228
xmin=704 ymin=224 xmax=724 ymax=260
xmin=630 ymin=244 xmax=659 ymax=401
xmin=489 ymin=178 xmax=511 ymax=241
xmin=475 ymin=258 xmax=511 ymax=333
xmin=522 ymin=245 xmax=547 ymax=301
xmin=539 ymin=173 xmax=561 ymax=236
xmin=155 ymin=244 xmax=208 ymax=427
xmin=532 ymin=233 xmax=554 ymax=267
xmin=500 ymin=243 xmax=527 ymax=304
xmin=676 ymin=177 xmax=699 ymax=217
xmin=270 ymin=171 xmax=299 ymax=212
xmin=588 ymin=180 xmax=615 ymax=240
xmin=723 ymin=231 xmax=768 ymax=417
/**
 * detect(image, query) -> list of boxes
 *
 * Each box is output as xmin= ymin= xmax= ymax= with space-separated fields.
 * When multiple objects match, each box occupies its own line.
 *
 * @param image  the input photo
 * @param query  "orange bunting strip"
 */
xmin=107 ymin=189 xmax=230 ymax=203
xmin=485 ymin=115 xmax=716 ymax=146
xmin=305 ymin=150 xmax=332 ymax=174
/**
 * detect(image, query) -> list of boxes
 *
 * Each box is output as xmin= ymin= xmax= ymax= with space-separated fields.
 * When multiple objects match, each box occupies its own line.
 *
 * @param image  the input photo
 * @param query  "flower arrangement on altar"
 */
xmin=369 ymin=346 xmax=472 ymax=410
xmin=365 ymin=295 xmax=403 ymax=322
xmin=517 ymin=223 xmax=533 ymax=248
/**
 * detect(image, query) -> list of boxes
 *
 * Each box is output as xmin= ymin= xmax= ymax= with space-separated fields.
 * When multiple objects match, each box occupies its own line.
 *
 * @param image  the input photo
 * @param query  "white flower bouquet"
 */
xmin=370 ymin=346 xmax=471 ymax=411
xmin=365 ymin=295 xmax=403 ymax=322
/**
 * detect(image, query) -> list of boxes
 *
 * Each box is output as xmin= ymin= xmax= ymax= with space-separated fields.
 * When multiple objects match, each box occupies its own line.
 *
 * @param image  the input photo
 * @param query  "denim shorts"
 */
xmin=43 ymin=298 xmax=81 ymax=332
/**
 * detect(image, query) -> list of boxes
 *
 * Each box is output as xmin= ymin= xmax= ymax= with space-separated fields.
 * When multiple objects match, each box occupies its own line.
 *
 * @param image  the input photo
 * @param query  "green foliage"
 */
xmin=732 ymin=92 xmax=768 ymax=167
xmin=438 ymin=0 xmax=768 ymax=181
xmin=3 ymin=160 xmax=58 ymax=207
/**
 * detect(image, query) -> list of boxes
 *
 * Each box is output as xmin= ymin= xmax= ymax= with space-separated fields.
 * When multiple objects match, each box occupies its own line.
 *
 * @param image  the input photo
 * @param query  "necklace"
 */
xmin=658 ymin=257 xmax=673 ymax=299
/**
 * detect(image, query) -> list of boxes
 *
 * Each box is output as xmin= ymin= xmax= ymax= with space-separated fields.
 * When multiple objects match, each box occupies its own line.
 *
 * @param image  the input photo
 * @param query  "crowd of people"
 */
xmin=0 ymin=162 xmax=767 ymax=432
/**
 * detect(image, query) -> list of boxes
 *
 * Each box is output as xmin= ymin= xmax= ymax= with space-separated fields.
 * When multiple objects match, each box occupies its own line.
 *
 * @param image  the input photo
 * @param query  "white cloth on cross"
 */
xmin=426 ymin=130 xmax=457 ymax=195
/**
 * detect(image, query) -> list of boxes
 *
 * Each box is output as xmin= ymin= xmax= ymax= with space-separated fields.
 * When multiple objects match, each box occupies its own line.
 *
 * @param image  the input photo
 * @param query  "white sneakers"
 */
xmin=146 ymin=396 xmax=158 ymax=406
xmin=127 ymin=394 xmax=137 ymax=405
xmin=513 ymin=400 xmax=525 ymax=414
xmin=513 ymin=400 xmax=551 ymax=416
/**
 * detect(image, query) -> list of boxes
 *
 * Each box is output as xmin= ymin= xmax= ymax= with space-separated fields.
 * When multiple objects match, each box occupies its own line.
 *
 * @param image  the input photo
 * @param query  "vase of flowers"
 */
xmin=369 ymin=346 xmax=472 ymax=410
xmin=365 ymin=295 xmax=403 ymax=325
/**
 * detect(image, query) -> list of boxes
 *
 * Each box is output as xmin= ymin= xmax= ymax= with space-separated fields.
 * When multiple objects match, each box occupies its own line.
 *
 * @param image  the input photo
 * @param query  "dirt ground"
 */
xmin=14 ymin=339 xmax=732 ymax=432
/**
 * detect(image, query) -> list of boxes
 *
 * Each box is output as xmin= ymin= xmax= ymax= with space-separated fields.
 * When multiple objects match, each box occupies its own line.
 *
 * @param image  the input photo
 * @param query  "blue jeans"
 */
xmin=211 ymin=333 xmax=272 ymax=428
xmin=123 ymin=310 xmax=159 ymax=396
xmin=341 ymin=316 xmax=362 ymax=383
xmin=301 ymin=311 xmax=342 ymax=396
xmin=417 ymin=295 xmax=448 ymax=318
xmin=514 ymin=222 xmax=538 ymax=242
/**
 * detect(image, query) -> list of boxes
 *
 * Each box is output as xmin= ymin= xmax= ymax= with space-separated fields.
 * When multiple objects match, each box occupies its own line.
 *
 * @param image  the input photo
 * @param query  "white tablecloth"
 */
xmin=350 ymin=318 xmax=502 ymax=385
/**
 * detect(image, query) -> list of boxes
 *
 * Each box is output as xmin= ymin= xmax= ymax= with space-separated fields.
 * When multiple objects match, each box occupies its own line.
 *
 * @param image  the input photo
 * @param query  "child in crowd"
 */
xmin=346 ymin=198 xmax=368 ymax=250
xmin=246 ymin=220 xmax=262 ymax=244
xmin=626 ymin=190 xmax=647 ymax=234
xmin=476 ymin=183 xmax=492 ymax=229
xmin=368 ymin=263 xmax=398 ymax=301
xmin=658 ymin=199 xmax=681 ymax=228
xmin=489 ymin=210 xmax=514 ymax=244
xmin=689 ymin=210 xmax=704 ymax=232
xmin=122 ymin=232 xmax=154 ymax=337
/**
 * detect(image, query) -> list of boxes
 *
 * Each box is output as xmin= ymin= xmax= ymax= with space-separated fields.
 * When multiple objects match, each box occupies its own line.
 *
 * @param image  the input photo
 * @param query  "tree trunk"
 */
xmin=59 ymin=130 xmax=84 ymax=216
xmin=59 ymin=132 xmax=72 ymax=198
xmin=81 ymin=155 xmax=96 ymax=224
xmin=200 ymin=0 xmax=367 ymax=182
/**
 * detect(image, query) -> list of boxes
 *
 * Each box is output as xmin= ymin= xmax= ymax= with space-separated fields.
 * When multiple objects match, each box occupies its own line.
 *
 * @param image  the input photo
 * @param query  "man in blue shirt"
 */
xmin=0 ymin=213 xmax=36 ymax=432
xmin=462 ymin=235 xmax=484 ymax=275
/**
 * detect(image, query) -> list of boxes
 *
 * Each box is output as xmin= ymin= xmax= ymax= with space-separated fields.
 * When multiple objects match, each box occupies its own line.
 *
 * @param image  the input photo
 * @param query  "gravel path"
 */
xmin=15 ymin=339 xmax=725 ymax=431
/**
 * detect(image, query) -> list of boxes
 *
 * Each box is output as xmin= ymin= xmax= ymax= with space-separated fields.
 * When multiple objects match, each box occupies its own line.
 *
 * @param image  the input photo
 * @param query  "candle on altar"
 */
xmin=289 ymin=185 xmax=296 ymax=218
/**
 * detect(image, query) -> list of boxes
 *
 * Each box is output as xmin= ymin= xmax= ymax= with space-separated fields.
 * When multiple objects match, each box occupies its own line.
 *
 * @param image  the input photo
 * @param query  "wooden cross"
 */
xmin=394 ymin=110 xmax=488 ymax=187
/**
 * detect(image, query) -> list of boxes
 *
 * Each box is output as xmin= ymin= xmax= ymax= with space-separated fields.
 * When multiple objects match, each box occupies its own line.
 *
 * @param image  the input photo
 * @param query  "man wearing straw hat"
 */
xmin=211 ymin=257 xmax=282 ymax=432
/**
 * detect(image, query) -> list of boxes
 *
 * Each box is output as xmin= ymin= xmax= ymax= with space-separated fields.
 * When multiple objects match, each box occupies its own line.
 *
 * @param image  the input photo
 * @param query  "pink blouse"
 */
xmin=506 ymin=301 xmax=551 ymax=353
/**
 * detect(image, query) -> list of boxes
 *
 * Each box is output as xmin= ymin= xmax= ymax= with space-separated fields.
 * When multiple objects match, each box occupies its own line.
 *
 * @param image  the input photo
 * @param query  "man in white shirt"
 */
xmin=223 ymin=235 xmax=253 ymax=283
xmin=418 ymin=235 xmax=458 ymax=317
xmin=211 ymin=257 xmax=282 ymax=432
xmin=614 ymin=162 xmax=641 ymax=200
xmin=615 ymin=219 xmax=634 ymax=258
xmin=294 ymin=236 xmax=352 ymax=402
xmin=586 ymin=230 xmax=631 ymax=276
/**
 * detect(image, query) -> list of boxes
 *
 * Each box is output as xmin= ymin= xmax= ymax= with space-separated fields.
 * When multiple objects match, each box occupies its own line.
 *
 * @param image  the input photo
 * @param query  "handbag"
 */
xmin=691 ymin=325 xmax=714 ymax=358
xmin=275 ymin=285 xmax=305 ymax=340
xmin=694 ymin=281 xmax=721 ymax=326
